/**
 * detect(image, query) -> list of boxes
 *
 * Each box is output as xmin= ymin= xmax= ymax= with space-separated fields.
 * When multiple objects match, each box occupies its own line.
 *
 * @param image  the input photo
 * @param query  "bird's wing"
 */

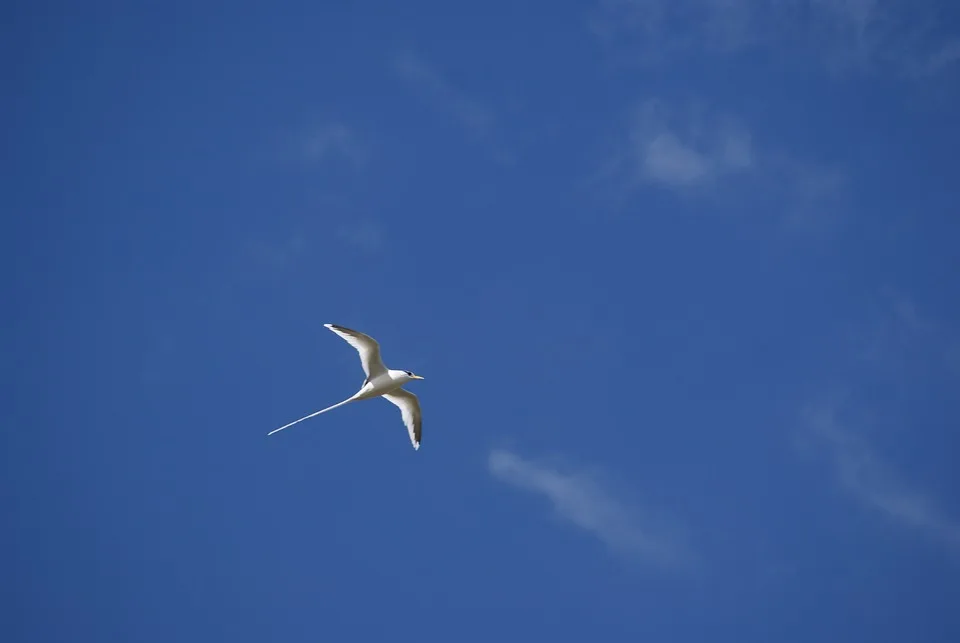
xmin=381 ymin=388 xmax=421 ymax=450
xmin=324 ymin=324 xmax=387 ymax=379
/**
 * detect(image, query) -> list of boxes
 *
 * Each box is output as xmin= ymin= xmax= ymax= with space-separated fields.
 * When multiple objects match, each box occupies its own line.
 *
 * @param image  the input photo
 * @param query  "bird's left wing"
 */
xmin=324 ymin=324 xmax=387 ymax=379
xmin=381 ymin=388 xmax=421 ymax=450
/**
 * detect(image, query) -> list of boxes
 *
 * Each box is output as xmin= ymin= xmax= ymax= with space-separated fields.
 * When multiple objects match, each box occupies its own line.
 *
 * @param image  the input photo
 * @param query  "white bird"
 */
xmin=268 ymin=323 xmax=425 ymax=450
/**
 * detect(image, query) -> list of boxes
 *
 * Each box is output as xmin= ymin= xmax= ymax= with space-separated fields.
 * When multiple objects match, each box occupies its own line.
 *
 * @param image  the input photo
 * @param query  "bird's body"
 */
xmin=268 ymin=324 xmax=424 ymax=450
xmin=354 ymin=368 xmax=414 ymax=399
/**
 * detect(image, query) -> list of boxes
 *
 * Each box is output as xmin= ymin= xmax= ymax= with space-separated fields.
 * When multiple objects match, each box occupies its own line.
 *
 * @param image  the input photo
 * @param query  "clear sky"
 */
xmin=4 ymin=1 xmax=960 ymax=641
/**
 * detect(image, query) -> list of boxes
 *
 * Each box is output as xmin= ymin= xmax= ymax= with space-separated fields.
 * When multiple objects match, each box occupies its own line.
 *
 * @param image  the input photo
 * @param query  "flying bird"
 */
xmin=268 ymin=323 xmax=425 ymax=450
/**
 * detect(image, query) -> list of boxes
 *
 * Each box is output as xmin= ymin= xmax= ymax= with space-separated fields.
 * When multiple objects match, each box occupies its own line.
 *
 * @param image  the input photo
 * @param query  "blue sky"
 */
xmin=4 ymin=1 xmax=960 ymax=641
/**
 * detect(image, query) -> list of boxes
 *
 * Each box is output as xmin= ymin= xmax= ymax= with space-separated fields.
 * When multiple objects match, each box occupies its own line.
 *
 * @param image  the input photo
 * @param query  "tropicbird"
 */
xmin=268 ymin=323 xmax=424 ymax=450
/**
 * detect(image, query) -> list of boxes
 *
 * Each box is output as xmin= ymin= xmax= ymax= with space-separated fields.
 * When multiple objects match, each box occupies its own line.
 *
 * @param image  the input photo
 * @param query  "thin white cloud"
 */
xmin=249 ymin=233 xmax=307 ymax=269
xmin=853 ymin=291 xmax=960 ymax=377
xmin=630 ymin=99 xmax=753 ymax=188
xmin=590 ymin=0 xmax=960 ymax=77
xmin=922 ymin=39 xmax=960 ymax=75
xmin=301 ymin=122 xmax=367 ymax=167
xmin=393 ymin=51 xmax=493 ymax=134
xmin=488 ymin=449 xmax=691 ymax=567
xmin=804 ymin=402 xmax=960 ymax=553
xmin=336 ymin=220 xmax=385 ymax=253
xmin=589 ymin=0 xmax=769 ymax=62
xmin=773 ymin=155 xmax=847 ymax=233
xmin=246 ymin=219 xmax=385 ymax=269
xmin=268 ymin=120 xmax=368 ymax=172
xmin=392 ymin=50 xmax=513 ymax=163
xmin=642 ymin=133 xmax=712 ymax=185
xmin=597 ymin=98 xmax=843 ymax=229
xmin=801 ymin=296 xmax=960 ymax=556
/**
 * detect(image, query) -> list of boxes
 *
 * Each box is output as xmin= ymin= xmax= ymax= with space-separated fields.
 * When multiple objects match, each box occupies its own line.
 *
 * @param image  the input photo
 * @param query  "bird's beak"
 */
xmin=412 ymin=374 xmax=425 ymax=380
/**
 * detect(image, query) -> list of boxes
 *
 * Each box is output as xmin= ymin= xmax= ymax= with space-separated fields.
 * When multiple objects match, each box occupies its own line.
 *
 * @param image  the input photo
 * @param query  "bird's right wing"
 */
xmin=324 ymin=324 xmax=387 ymax=379
xmin=381 ymin=388 xmax=421 ymax=450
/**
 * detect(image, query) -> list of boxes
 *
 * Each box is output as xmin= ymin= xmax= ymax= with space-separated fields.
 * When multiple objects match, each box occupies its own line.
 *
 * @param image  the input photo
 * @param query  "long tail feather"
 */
xmin=267 ymin=397 xmax=355 ymax=436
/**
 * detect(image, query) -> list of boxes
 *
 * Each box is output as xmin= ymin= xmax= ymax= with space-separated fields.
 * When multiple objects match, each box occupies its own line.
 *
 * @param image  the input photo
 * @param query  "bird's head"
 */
xmin=403 ymin=370 xmax=425 ymax=381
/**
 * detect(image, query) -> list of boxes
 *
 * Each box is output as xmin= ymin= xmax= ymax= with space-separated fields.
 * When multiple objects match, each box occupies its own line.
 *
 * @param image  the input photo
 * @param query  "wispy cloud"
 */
xmin=589 ymin=0 xmax=769 ymax=62
xmin=301 ymin=122 xmax=368 ymax=167
xmin=595 ymin=98 xmax=844 ymax=228
xmin=800 ymin=295 xmax=960 ymax=556
xmin=392 ymin=50 xmax=513 ymax=163
xmin=245 ymin=218 xmax=386 ymax=271
xmin=852 ymin=291 xmax=960 ymax=378
xmin=249 ymin=233 xmax=307 ymax=269
xmin=773 ymin=155 xmax=847 ymax=234
xmin=590 ymin=0 xmax=960 ymax=77
xmin=488 ymin=449 xmax=691 ymax=567
xmin=919 ymin=39 xmax=960 ymax=76
xmin=336 ymin=220 xmax=385 ymax=253
xmin=630 ymin=99 xmax=753 ymax=189
xmin=803 ymin=401 xmax=960 ymax=553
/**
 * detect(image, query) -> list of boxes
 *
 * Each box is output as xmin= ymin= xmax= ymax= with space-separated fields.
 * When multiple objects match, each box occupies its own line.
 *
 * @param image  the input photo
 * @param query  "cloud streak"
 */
xmin=590 ymin=0 xmax=960 ymax=77
xmin=596 ymin=98 xmax=845 ymax=230
xmin=392 ymin=50 xmax=513 ymax=163
xmin=630 ymin=99 xmax=753 ymax=188
xmin=804 ymin=402 xmax=960 ymax=553
xmin=801 ymin=296 xmax=960 ymax=556
xmin=488 ymin=449 xmax=690 ymax=567
xmin=301 ymin=122 xmax=367 ymax=167
xmin=336 ymin=220 xmax=385 ymax=253
xmin=249 ymin=233 xmax=306 ymax=269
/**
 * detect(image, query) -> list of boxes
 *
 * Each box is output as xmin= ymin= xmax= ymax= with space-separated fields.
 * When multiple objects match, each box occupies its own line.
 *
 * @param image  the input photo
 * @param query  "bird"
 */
xmin=267 ymin=323 xmax=425 ymax=450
